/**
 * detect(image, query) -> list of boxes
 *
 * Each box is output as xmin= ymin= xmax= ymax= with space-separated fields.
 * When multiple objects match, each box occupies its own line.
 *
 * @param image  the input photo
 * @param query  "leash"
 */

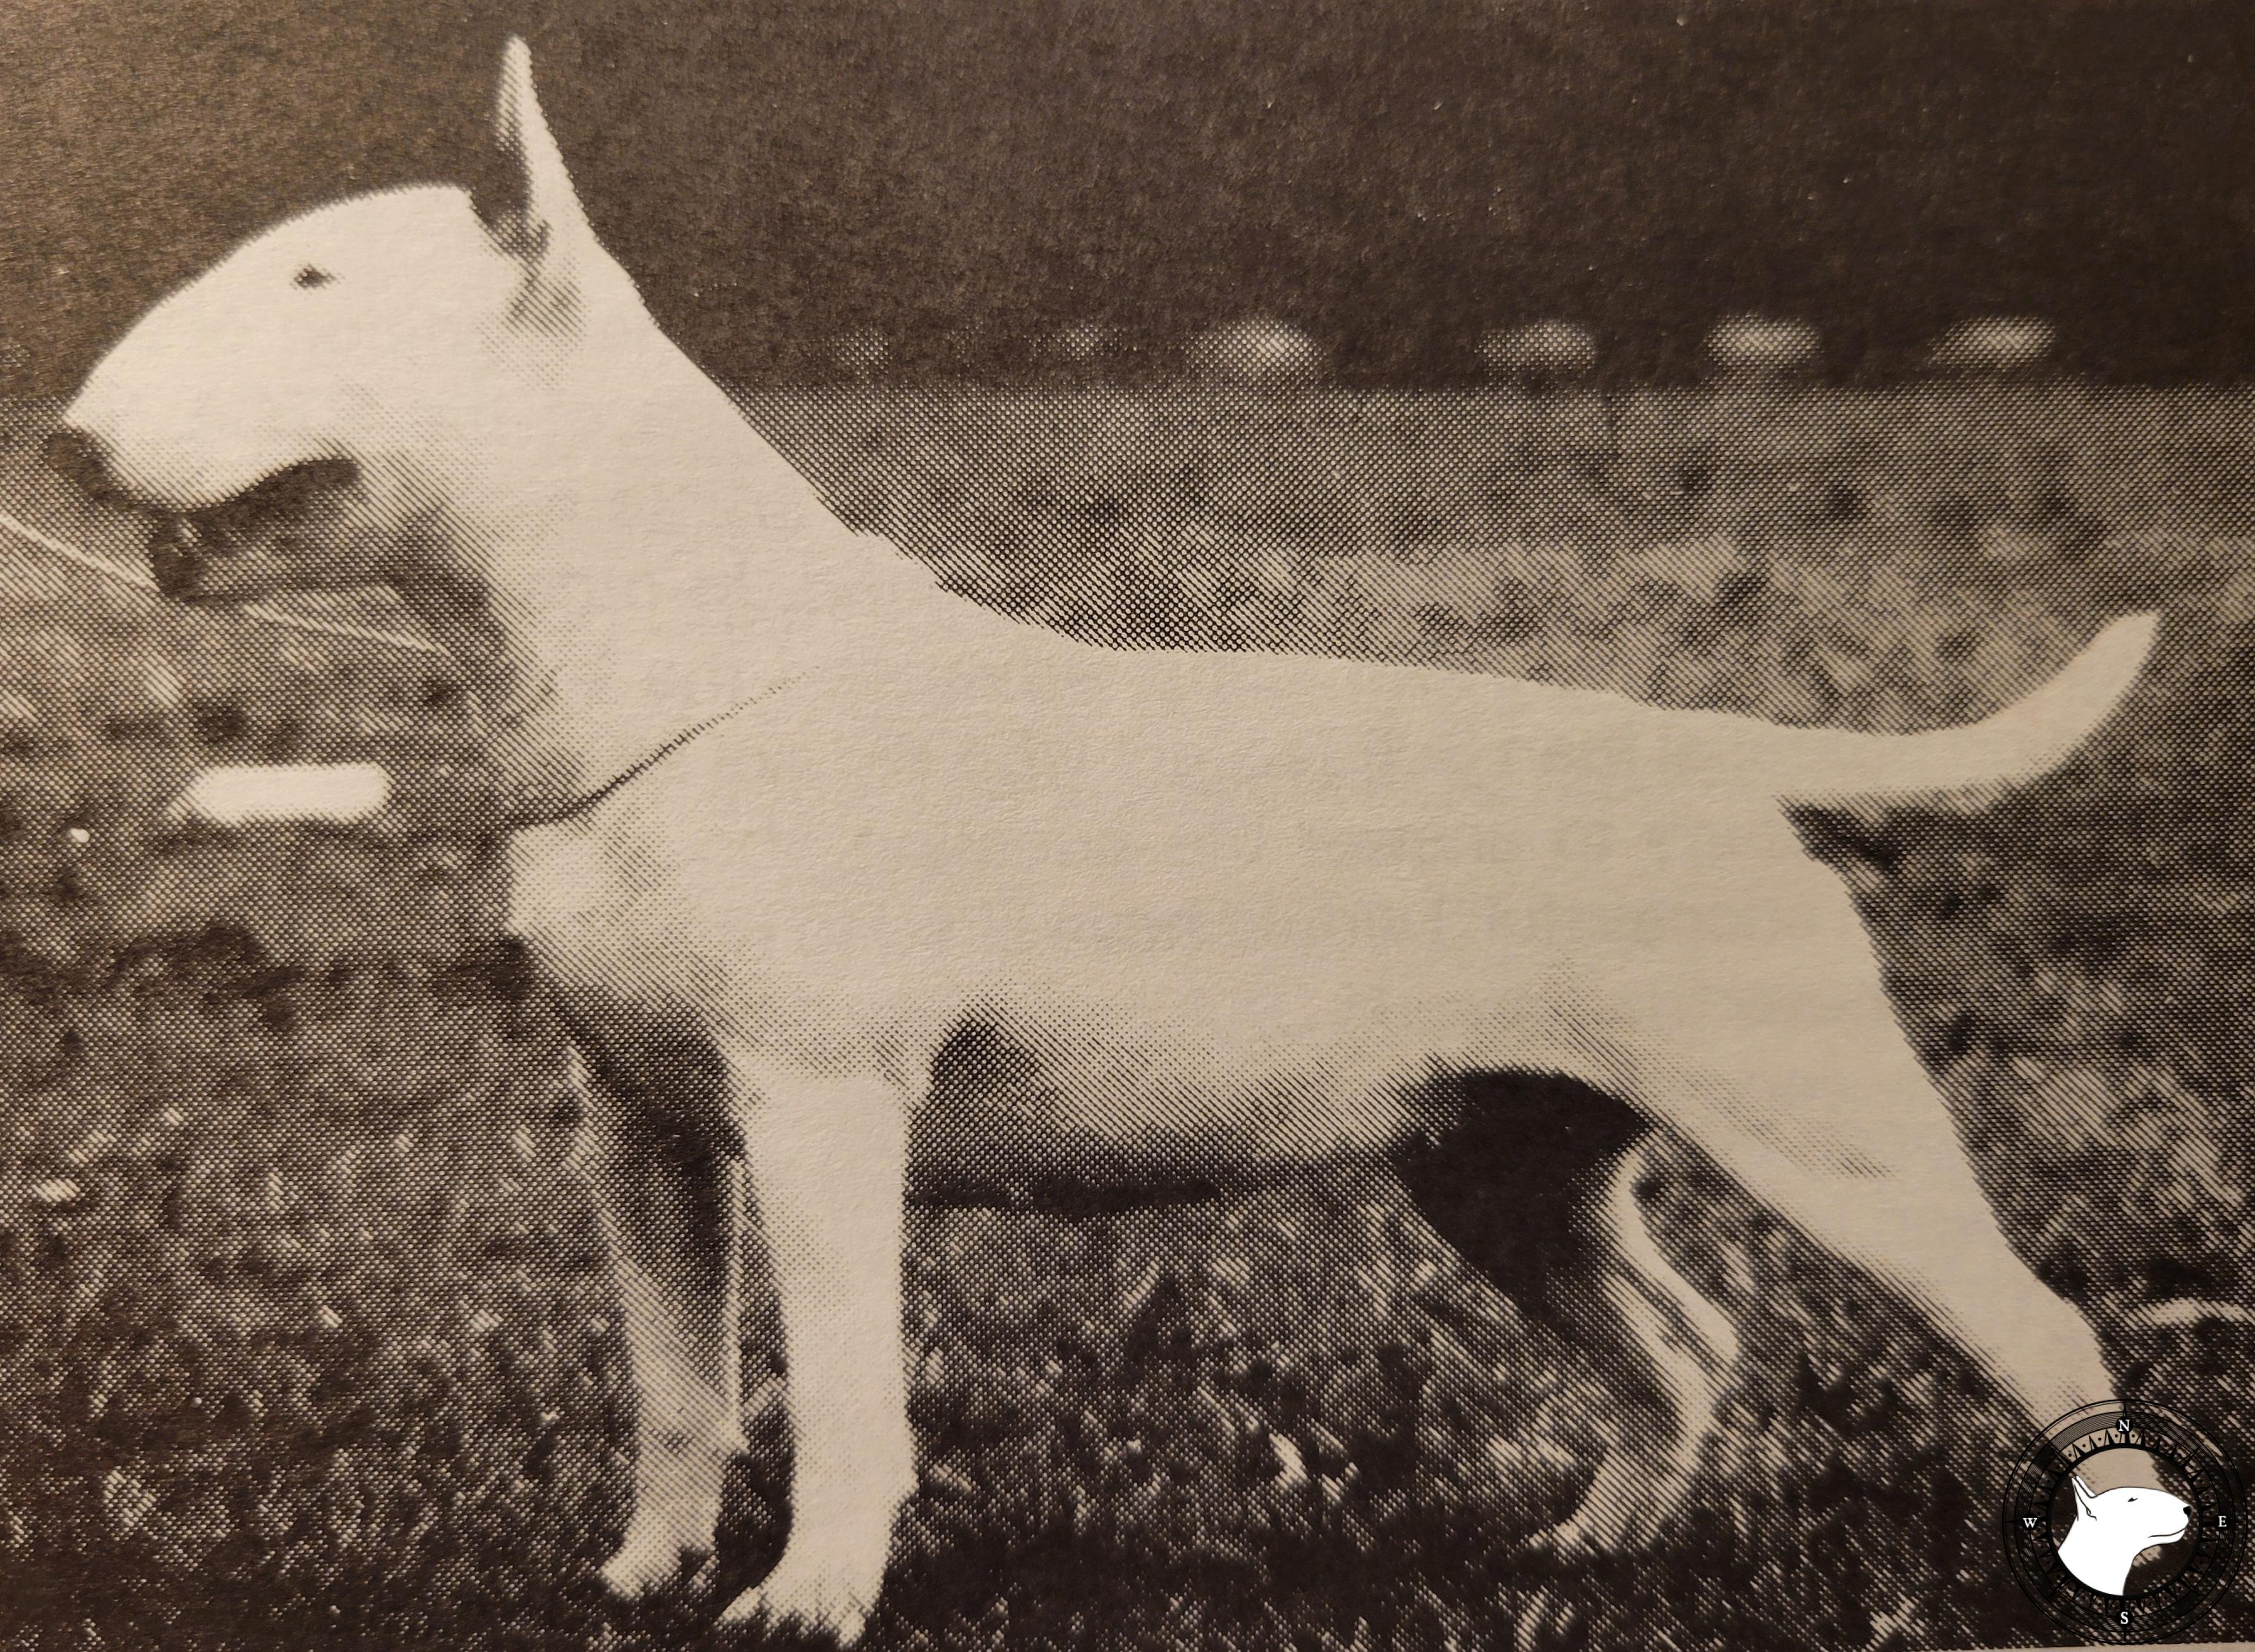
xmin=0 ymin=505 xmax=444 ymax=656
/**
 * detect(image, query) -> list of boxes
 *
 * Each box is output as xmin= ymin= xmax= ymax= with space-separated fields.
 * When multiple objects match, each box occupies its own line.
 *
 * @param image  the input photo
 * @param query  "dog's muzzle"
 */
xmin=148 ymin=514 xmax=223 ymax=600
xmin=148 ymin=457 xmax=361 ymax=599
xmin=44 ymin=432 xmax=360 ymax=600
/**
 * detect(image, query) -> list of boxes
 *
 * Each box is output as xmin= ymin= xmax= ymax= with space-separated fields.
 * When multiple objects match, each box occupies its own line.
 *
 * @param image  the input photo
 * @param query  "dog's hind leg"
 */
xmin=1751 ymin=1146 xmax=2135 ymax=1456
xmin=718 ymin=1058 xmax=916 ymax=1644
xmin=1532 ymin=1137 xmax=1741 ymax=1555
xmin=1595 ymin=835 xmax=2153 ymax=1486
xmin=574 ymin=1046 xmax=745 ymax=1598
xmin=1401 ymin=1080 xmax=1738 ymax=1555
xmin=1719 ymin=1138 xmax=2170 ymax=1492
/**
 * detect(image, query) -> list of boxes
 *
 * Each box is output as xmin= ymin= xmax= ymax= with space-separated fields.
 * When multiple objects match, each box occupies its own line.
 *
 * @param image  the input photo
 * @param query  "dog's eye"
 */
xmin=293 ymin=266 xmax=335 ymax=289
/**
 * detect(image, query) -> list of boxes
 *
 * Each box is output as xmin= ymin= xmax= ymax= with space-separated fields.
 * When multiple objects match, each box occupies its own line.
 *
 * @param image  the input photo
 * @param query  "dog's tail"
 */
xmin=1772 ymin=610 xmax=2160 ymax=805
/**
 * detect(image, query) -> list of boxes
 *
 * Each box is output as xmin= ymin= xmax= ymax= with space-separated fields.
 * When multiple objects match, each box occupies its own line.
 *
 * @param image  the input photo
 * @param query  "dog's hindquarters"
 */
xmin=1403 ymin=807 xmax=2136 ymax=1550
xmin=1576 ymin=820 xmax=2125 ymax=1449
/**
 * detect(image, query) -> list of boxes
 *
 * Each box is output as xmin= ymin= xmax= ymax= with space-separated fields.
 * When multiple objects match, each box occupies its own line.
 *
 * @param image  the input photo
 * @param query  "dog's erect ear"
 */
xmin=470 ymin=38 xmax=593 ymax=325
xmin=2071 ymin=1474 xmax=2098 ymax=1517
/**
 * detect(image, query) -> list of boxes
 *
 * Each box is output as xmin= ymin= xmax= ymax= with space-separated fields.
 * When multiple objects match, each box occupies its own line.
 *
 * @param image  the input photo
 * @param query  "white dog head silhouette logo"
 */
xmin=2006 ymin=1402 xmax=2245 ymax=1642
xmin=2057 ymin=1473 xmax=2192 ymax=1596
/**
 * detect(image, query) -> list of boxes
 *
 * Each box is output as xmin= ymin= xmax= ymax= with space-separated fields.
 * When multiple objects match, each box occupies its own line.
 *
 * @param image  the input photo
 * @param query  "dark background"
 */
xmin=1 ymin=0 xmax=2251 ymax=391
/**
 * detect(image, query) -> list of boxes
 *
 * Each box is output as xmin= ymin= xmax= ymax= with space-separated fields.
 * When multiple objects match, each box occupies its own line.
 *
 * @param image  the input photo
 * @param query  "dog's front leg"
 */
xmin=574 ymin=1048 xmax=746 ymax=1597
xmin=718 ymin=1059 xmax=916 ymax=1644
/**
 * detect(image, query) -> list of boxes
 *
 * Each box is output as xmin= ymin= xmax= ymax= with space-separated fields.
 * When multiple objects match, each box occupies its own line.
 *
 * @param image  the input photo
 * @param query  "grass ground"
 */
xmin=0 ymin=385 xmax=2249 ymax=1650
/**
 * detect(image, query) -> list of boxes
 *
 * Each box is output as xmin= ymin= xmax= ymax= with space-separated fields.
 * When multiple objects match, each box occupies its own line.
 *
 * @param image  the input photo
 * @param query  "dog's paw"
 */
xmin=1524 ymin=1447 xmax=1698 ymax=1560
xmin=1523 ymin=1504 xmax=1638 ymax=1566
xmin=600 ymin=1432 xmax=738 ymax=1601
xmin=715 ymin=1527 xmax=890 ymax=1645
xmin=599 ymin=1524 xmax=710 ymax=1600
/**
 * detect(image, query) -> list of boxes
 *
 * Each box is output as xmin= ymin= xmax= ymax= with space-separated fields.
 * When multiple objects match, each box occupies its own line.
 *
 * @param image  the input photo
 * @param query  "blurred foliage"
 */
xmin=0 ymin=387 xmax=2248 ymax=1649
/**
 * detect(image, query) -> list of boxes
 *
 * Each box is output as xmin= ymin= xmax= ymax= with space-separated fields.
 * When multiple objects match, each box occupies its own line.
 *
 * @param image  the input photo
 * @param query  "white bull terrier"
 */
xmin=2059 ymin=1473 xmax=2191 ymax=1595
xmin=58 ymin=40 xmax=2168 ymax=1641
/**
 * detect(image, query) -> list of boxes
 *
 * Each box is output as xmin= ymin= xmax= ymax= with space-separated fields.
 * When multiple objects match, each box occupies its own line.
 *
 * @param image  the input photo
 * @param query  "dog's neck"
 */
xmin=2057 ymin=1516 xmax=2144 ymax=1595
xmin=393 ymin=322 xmax=955 ymax=812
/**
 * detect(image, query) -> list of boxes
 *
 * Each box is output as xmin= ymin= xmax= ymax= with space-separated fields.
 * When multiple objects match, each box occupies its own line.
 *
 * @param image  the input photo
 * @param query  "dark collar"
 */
xmin=509 ymin=672 xmax=810 ymax=829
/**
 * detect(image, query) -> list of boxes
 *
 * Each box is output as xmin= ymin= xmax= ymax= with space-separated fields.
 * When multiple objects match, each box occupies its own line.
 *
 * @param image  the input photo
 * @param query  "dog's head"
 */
xmin=52 ymin=39 xmax=631 ymax=606
xmin=2069 ymin=1474 xmax=2192 ymax=1550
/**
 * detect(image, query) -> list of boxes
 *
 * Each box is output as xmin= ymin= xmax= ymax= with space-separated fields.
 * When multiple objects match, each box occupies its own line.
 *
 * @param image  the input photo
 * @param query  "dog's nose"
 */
xmin=44 ymin=428 xmax=122 ymax=503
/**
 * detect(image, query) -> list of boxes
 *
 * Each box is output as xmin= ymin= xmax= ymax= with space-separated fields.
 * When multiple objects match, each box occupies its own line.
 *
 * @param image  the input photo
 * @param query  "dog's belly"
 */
xmin=505 ymin=841 xmax=1576 ymax=1194
xmin=900 ymin=1001 xmax=1499 ymax=1193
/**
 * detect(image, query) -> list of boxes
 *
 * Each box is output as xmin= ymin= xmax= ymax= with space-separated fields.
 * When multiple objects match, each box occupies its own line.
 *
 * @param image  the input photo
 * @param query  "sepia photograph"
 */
xmin=0 ymin=2 xmax=2250 ymax=1648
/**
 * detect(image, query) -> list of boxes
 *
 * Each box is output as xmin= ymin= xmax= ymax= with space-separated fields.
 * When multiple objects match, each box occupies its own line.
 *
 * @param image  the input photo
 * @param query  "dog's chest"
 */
xmin=503 ymin=803 xmax=704 ymax=1022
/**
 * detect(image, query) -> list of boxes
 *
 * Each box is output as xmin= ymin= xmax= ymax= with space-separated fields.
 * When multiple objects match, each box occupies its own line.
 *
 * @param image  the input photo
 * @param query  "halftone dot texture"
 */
xmin=0 ymin=380 xmax=2247 ymax=1652
xmin=1187 ymin=321 xmax=1329 ymax=392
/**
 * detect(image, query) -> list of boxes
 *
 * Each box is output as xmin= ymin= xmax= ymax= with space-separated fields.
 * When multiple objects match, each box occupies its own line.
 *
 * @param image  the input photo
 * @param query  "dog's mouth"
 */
xmin=45 ymin=431 xmax=361 ymax=601
xmin=146 ymin=458 xmax=363 ymax=599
